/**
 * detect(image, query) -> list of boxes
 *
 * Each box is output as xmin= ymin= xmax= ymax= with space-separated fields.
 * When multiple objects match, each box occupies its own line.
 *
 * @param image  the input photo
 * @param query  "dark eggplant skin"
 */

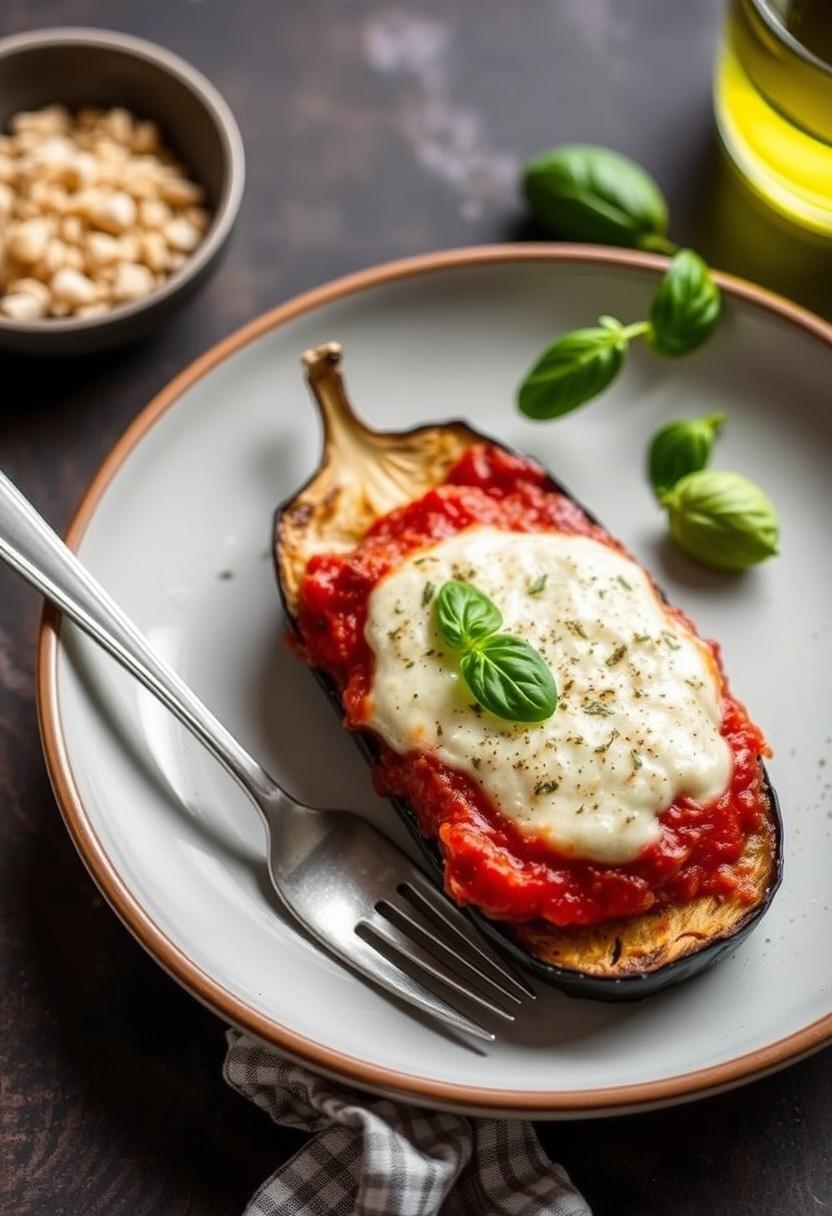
xmin=290 ymin=656 xmax=781 ymax=1001
xmin=393 ymin=770 xmax=782 ymax=1002
xmin=274 ymin=353 xmax=784 ymax=1002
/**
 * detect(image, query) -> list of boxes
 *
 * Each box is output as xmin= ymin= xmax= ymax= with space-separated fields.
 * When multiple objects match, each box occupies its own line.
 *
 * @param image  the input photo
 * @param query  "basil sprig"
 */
xmin=523 ymin=145 xmax=672 ymax=252
xmin=646 ymin=415 xmax=779 ymax=571
xmin=519 ymin=142 xmax=777 ymax=571
xmin=435 ymin=580 xmax=558 ymax=723
xmin=518 ymin=250 xmax=722 ymax=420
xmin=518 ymin=145 xmax=722 ymax=419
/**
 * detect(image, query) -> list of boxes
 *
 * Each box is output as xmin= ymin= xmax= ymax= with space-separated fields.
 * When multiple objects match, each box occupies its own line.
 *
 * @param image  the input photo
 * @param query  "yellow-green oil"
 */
xmin=715 ymin=0 xmax=832 ymax=235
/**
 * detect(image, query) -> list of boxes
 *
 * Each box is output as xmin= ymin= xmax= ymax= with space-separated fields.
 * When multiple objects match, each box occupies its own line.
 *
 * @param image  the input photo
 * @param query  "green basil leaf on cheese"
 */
xmin=460 ymin=634 xmax=558 ymax=723
xmin=435 ymin=579 xmax=502 ymax=650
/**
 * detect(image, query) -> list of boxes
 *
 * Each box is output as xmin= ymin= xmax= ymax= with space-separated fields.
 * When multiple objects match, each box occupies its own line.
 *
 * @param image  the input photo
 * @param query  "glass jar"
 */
xmin=714 ymin=0 xmax=832 ymax=237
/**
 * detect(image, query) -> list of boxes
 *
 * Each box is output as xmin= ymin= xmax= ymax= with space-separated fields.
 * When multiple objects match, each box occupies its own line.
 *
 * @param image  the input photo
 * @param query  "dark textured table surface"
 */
xmin=2 ymin=3 xmax=831 ymax=1214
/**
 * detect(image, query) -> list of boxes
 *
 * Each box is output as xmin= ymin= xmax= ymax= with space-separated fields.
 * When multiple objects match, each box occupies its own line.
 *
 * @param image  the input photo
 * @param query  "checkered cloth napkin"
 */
xmin=224 ymin=1030 xmax=591 ymax=1216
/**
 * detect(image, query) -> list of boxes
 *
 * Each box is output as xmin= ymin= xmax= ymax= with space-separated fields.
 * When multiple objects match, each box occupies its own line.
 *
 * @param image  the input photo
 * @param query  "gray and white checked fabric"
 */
xmin=224 ymin=1030 xmax=591 ymax=1216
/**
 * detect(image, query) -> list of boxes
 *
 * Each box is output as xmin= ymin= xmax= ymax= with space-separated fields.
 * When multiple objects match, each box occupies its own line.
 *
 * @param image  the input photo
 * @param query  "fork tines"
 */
xmin=355 ymin=869 xmax=535 ymax=1041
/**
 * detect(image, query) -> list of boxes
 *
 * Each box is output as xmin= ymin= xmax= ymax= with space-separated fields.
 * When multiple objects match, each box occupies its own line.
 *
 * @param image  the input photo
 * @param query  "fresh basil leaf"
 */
xmin=647 ymin=250 xmax=722 ymax=358
xmin=648 ymin=413 xmax=725 ymax=498
xmin=460 ymin=634 xmax=558 ymax=723
xmin=662 ymin=469 xmax=779 ymax=571
xmin=435 ymin=579 xmax=502 ymax=650
xmin=523 ymin=145 xmax=669 ymax=249
xmin=518 ymin=325 xmax=626 ymax=420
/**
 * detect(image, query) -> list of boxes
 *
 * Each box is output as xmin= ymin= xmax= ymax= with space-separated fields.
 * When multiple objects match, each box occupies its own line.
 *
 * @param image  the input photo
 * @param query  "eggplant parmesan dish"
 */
xmin=276 ymin=342 xmax=782 ymax=1000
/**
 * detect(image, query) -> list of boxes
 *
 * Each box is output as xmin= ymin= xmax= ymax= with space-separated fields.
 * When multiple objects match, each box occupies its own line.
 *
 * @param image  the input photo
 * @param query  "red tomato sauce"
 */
xmin=296 ymin=443 xmax=771 ymax=928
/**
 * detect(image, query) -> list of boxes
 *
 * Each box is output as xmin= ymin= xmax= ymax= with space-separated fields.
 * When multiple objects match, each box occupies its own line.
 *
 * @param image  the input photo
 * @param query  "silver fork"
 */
xmin=0 ymin=470 xmax=534 ymax=1041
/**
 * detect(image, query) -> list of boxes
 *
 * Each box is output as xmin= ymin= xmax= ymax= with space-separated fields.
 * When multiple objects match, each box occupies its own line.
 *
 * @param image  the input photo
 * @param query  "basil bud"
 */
xmin=662 ymin=470 xmax=779 ymax=572
xmin=518 ymin=324 xmax=626 ymax=420
xmin=523 ymin=145 xmax=670 ymax=249
xmin=648 ymin=413 xmax=725 ymax=498
xmin=647 ymin=250 xmax=722 ymax=358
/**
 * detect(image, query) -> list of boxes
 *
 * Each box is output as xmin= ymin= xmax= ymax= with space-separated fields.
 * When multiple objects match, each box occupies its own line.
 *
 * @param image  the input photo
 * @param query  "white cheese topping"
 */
xmin=364 ymin=527 xmax=731 ymax=864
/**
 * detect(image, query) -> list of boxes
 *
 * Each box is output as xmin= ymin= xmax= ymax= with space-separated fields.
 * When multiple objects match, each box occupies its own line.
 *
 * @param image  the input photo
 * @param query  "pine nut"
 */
xmin=51 ymin=266 xmax=97 ymax=306
xmin=112 ymin=261 xmax=155 ymax=301
xmin=89 ymin=191 xmax=137 ymax=235
xmin=163 ymin=217 xmax=201 ymax=252
xmin=0 ymin=104 xmax=210 ymax=323
xmin=8 ymin=218 xmax=50 ymax=263
xmin=1 ymin=290 xmax=46 ymax=320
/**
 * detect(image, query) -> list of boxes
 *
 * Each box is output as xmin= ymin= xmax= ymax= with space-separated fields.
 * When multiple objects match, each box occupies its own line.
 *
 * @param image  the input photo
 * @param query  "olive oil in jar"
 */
xmin=715 ymin=0 xmax=832 ymax=236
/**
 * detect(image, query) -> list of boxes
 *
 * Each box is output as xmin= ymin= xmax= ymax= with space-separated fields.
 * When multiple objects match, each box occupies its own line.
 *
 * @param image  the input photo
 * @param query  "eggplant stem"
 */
xmin=301 ymin=340 xmax=431 ymax=518
xmin=292 ymin=341 xmax=476 ymax=563
xmin=302 ymin=341 xmax=378 ymax=450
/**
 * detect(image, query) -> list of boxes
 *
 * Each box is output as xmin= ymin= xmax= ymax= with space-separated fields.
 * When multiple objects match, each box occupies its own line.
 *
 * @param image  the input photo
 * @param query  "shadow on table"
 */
xmin=13 ymin=795 xmax=287 ymax=1214
xmin=543 ymin=1040 xmax=832 ymax=1215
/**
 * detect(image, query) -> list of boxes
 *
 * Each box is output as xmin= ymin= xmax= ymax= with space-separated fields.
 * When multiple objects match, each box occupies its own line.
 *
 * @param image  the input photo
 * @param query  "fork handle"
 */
xmin=0 ymin=469 xmax=279 ymax=807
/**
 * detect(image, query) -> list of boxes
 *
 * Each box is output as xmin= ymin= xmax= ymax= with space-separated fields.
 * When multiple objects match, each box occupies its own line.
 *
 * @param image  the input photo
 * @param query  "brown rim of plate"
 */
xmin=36 ymin=243 xmax=832 ymax=1117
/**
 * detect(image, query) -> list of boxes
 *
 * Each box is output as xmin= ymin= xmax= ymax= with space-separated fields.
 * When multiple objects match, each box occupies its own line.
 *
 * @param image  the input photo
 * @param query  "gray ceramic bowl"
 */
xmin=0 ymin=27 xmax=245 ymax=355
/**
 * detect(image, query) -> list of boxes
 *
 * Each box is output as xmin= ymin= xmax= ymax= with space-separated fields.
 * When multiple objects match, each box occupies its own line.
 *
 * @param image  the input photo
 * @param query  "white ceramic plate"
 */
xmin=39 ymin=247 xmax=832 ymax=1117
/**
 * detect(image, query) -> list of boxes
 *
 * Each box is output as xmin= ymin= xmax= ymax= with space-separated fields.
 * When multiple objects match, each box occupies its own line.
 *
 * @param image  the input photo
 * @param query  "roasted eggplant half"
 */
xmin=275 ymin=342 xmax=783 ymax=1001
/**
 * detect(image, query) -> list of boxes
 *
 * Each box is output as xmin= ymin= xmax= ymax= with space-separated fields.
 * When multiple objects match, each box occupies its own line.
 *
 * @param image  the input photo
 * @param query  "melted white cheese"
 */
xmin=364 ymin=527 xmax=731 ymax=864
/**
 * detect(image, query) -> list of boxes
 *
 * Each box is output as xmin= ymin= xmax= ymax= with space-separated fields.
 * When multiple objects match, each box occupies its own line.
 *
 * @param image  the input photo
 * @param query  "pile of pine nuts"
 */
xmin=0 ymin=104 xmax=211 ymax=322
